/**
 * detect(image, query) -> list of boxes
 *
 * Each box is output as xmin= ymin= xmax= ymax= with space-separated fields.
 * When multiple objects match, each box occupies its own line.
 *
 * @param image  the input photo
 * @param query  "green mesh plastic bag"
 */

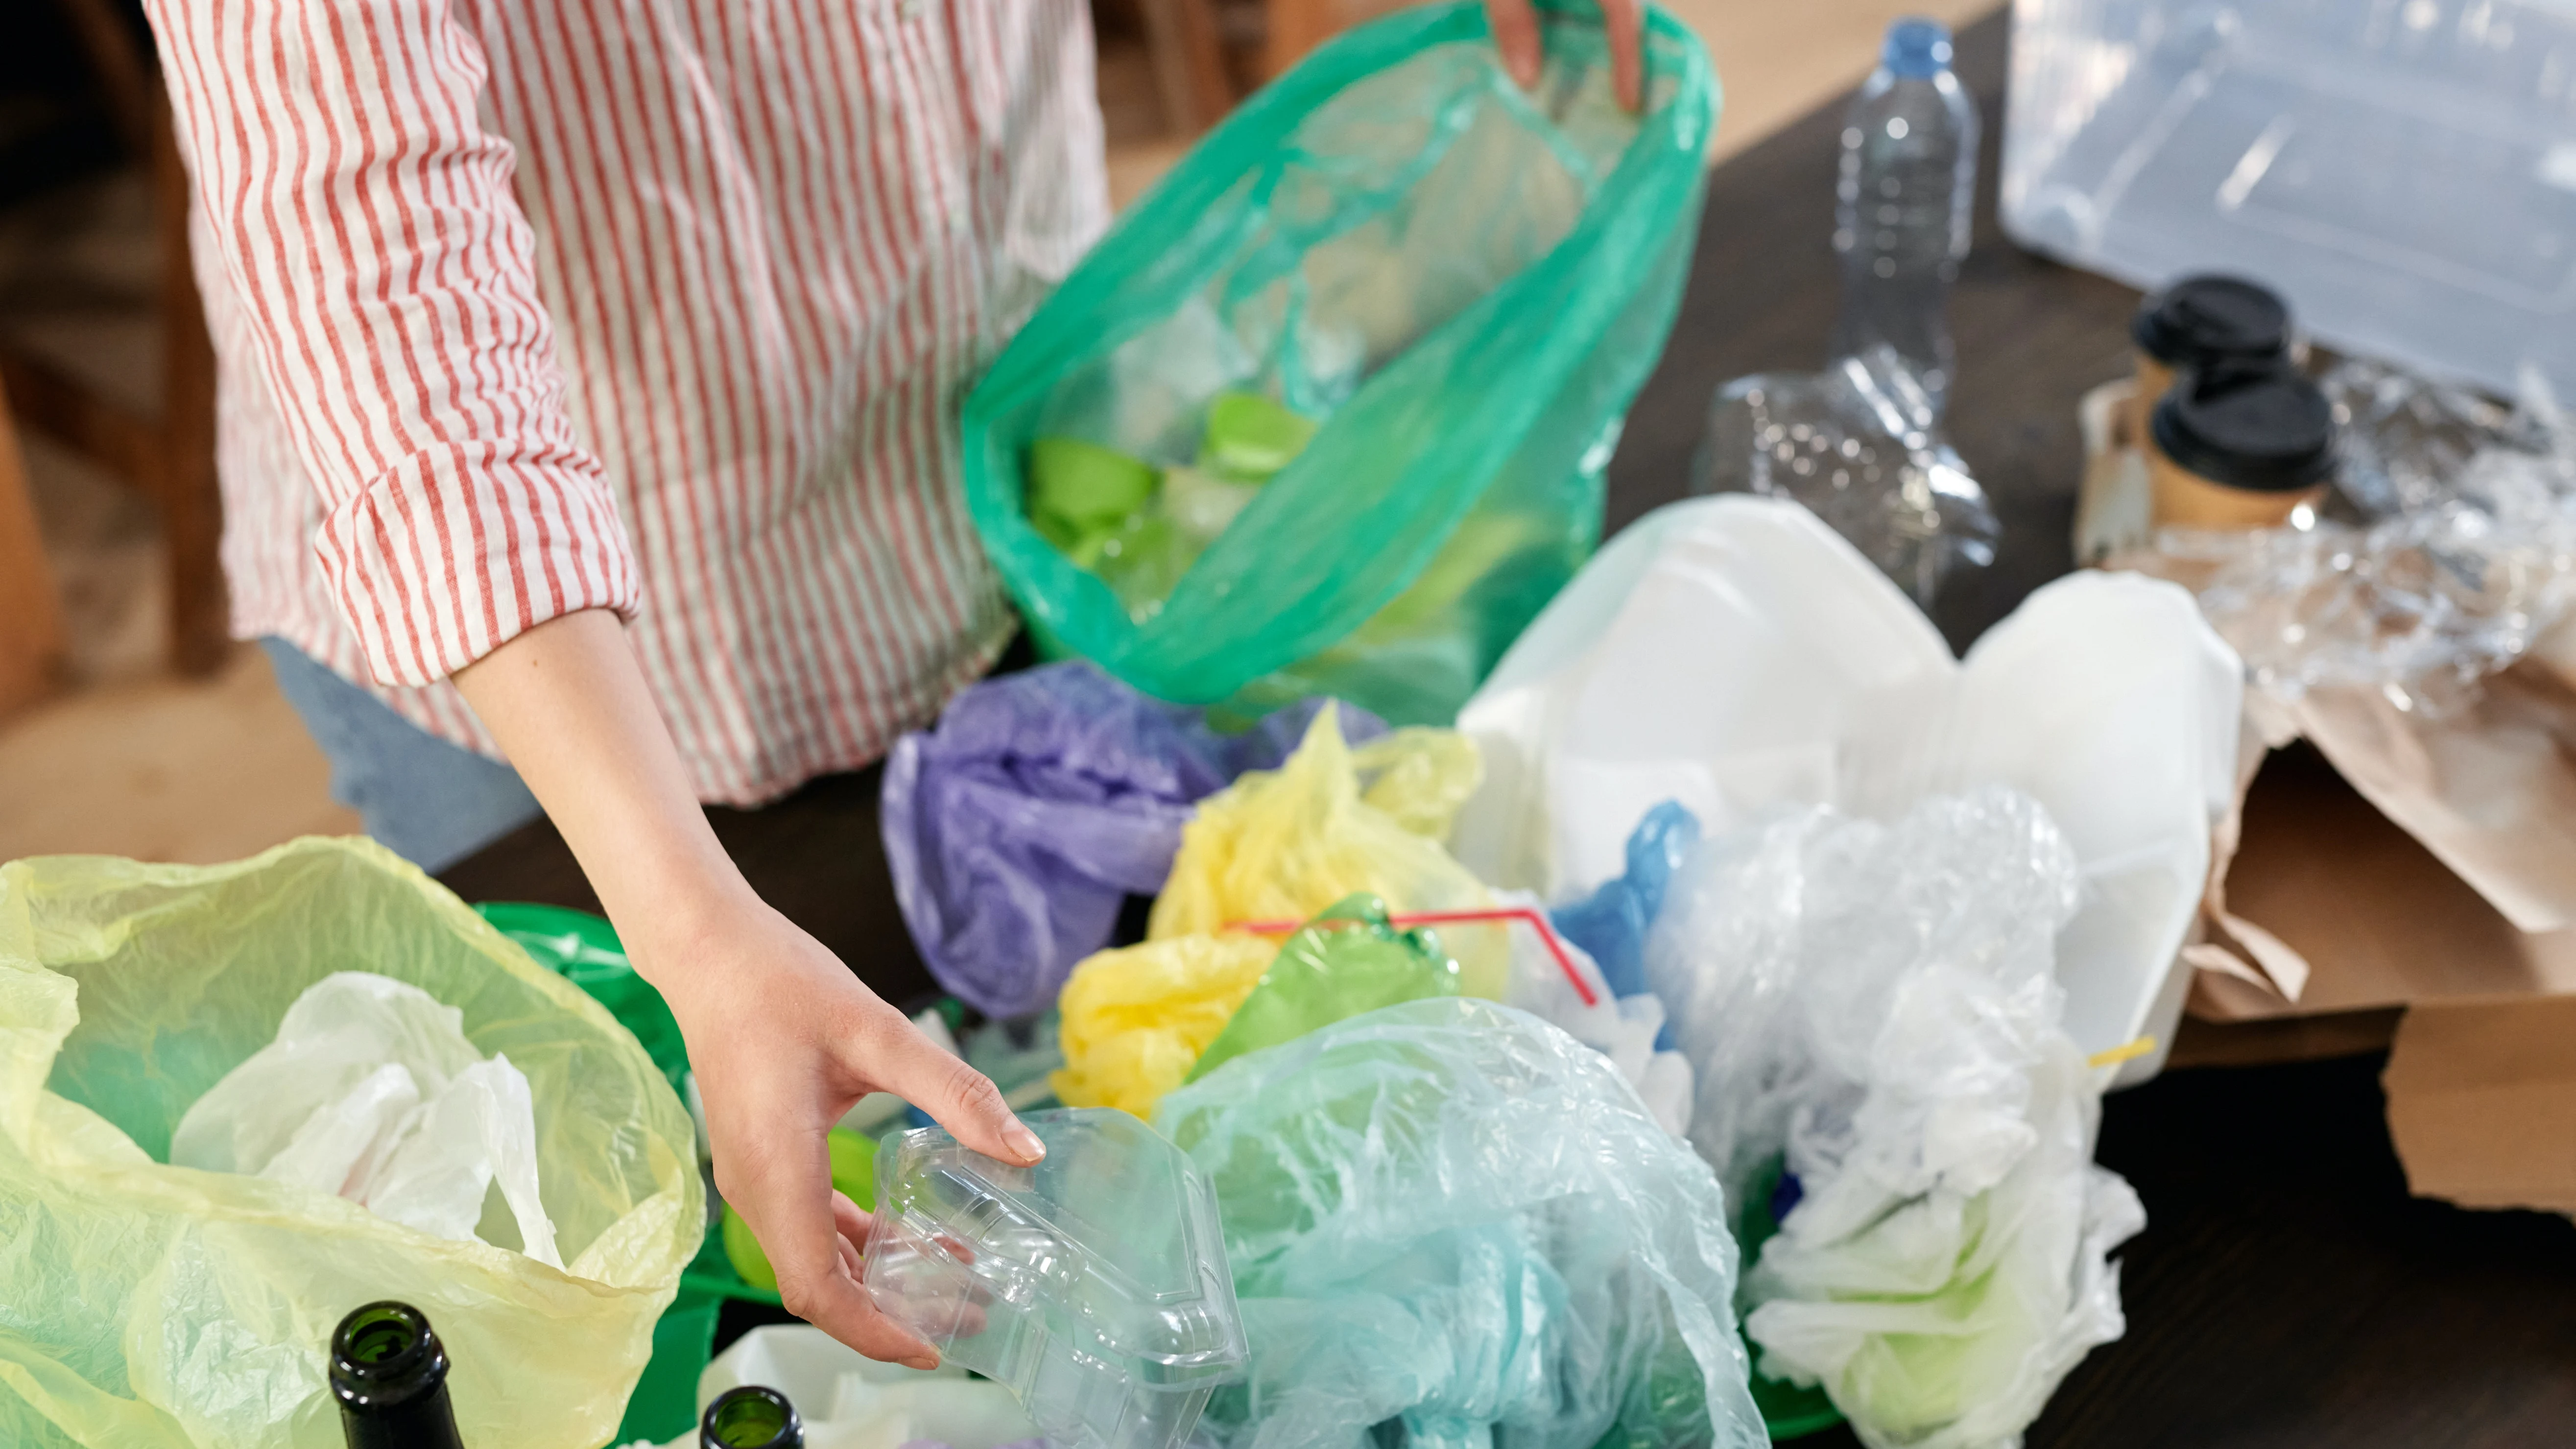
xmin=964 ymin=0 xmax=1717 ymax=725
xmin=0 ymin=839 xmax=700 ymax=1449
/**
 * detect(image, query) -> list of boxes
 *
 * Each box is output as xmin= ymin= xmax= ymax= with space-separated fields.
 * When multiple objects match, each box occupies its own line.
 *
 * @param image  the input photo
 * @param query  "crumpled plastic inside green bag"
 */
xmin=0 ymin=838 xmax=700 ymax=1449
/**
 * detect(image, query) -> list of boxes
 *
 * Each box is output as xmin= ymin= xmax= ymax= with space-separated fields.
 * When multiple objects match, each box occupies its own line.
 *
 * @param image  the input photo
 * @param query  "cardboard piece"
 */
xmin=2081 ymin=414 xmax=2576 ymax=1218
xmin=2384 ymin=994 xmax=2576 ymax=1217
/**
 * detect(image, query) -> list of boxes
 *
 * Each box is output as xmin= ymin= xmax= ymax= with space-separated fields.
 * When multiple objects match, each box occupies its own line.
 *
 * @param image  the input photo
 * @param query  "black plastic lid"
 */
xmin=2149 ymin=364 xmax=2337 ymax=493
xmin=2131 ymin=275 xmax=2292 ymax=369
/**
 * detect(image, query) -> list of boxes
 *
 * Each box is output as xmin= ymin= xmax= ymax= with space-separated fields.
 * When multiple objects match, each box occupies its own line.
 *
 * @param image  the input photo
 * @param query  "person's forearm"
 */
xmin=453 ymin=609 xmax=749 ymax=991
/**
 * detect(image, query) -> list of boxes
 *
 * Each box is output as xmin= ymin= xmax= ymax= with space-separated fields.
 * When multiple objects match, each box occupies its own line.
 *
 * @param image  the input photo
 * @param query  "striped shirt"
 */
xmin=146 ymin=0 xmax=1111 ymax=803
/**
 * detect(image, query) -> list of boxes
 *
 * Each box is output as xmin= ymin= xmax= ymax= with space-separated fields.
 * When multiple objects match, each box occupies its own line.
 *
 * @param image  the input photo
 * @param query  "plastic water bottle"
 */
xmin=1830 ymin=18 xmax=1980 ymax=416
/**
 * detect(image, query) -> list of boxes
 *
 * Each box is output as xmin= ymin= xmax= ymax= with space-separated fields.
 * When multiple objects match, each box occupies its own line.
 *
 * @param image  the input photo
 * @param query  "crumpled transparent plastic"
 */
xmin=882 ymin=662 xmax=1379 ymax=1019
xmin=1153 ymin=997 xmax=1767 ymax=1449
xmin=171 ymin=971 xmax=561 ymax=1268
xmin=1149 ymin=705 xmax=1506 ymax=996
xmin=1692 ymin=348 xmax=1998 ymax=607
xmin=0 ymin=838 xmax=699 ymax=1449
xmin=1454 ymin=496 xmax=2242 ymax=1085
xmin=2125 ymin=359 xmax=2576 ymax=713
xmin=1644 ymin=789 xmax=2143 ymax=1449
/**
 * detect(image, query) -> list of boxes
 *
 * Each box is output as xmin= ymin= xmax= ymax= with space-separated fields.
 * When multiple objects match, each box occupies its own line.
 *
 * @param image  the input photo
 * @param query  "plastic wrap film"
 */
xmin=1154 ymin=998 xmax=1767 ymax=1449
xmin=1149 ymin=706 xmax=1506 ymax=996
xmin=1644 ymin=790 xmax=2142 ymax=1449
xmin=1495 ymin=889 xmax=1693 ymax=1138
xmin=2127 ymin=359 xmax=2576 ymax=715
xmin=882 ymin=663 xmax=1380 ymax=1018
xmin=1692 ymin=348 xmax=1998 ymax=607
xmin=0 ymin=839 xmax=699 ymax=1449
xmin=963 ymin=2 xmax=1717 ymax=724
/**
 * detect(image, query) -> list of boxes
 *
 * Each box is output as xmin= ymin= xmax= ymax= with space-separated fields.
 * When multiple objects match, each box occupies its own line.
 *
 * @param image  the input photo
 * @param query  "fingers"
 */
xmin=856 ymin=1008 xmax=1043 ymax=1167
xmin=1601 ymin=0 xmax=1646 ymax=112
xmin=729 ymin=1130 xmax=940 ymax=1369
xmin=1482 ymin=0 xmax=1542 ymax=91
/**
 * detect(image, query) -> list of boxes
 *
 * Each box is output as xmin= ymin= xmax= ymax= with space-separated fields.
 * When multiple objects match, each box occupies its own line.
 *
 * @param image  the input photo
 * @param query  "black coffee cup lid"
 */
xmin=2150 ymin=364 xmax=2337 ymax=493
xmin=2132 ymin=275 xmax=2292 ymax=368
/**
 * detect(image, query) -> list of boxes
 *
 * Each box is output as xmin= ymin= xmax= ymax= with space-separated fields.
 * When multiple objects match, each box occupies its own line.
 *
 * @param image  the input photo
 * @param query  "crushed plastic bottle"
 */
xmin=1693 ymin=347 xmax=1998 ymax=607
xmin=863 ymin=1109 xmax=1246 ymax=1449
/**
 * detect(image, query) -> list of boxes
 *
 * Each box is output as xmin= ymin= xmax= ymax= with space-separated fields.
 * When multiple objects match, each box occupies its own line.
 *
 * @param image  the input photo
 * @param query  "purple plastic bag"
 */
xmin=882 ymin=663 xmax=1383 ymax=1018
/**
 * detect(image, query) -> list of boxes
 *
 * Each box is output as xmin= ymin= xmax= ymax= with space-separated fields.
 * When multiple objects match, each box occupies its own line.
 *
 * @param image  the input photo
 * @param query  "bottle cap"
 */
xmin=2131 ymin=276 xmax=2292 ymax=370
xmin=2149 ymin=364 xmax=2337 ymax=494
xmin=330 ymin=1302 xmax=450 ymax=1414
xmin=1882 ymin=18 xmax=1954 ymax=79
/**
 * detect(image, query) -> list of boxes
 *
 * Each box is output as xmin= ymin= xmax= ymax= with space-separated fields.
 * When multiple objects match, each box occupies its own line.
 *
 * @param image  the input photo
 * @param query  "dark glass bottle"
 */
xmin=702 ymin=1385 xmax=803 ymax=1449
xmin=330 ymin=1302 xmax=465 ymax=1449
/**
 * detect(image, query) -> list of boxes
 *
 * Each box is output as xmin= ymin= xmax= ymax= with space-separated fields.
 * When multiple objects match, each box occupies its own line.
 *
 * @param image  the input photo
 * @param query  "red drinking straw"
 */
xmin=1223 ymin=905 xmax=1598 ymax=1007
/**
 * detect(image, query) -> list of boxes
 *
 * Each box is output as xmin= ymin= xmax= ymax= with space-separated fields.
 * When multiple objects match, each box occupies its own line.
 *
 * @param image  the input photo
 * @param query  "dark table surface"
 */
xmin=442 ymin=11 xmax=2576 ymax=1446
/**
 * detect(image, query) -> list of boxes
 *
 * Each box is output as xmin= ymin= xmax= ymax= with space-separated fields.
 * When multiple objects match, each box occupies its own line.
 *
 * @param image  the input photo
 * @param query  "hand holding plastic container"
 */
xmin=862 ymin=1109 xmax=1246 ymax=1449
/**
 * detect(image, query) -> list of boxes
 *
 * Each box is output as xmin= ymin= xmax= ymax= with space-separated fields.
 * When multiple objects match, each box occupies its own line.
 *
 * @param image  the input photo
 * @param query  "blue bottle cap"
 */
xmin=1882 ymin=17 xmax=1954 ymax=79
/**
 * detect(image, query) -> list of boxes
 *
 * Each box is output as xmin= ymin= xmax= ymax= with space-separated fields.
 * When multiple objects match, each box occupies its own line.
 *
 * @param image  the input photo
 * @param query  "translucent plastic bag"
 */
xmin=0 ymin=839 xmax=701 ymax=1449
xmin=1154 ymin=997 xmax=1765 ymax=1449
xmin=881 ymin=662 xmax=1377 ymax=1018
xmin=1149 ymin=705 xmax=1506 ymax=995
xmin=1645 ymin=790 xmax=2143 ymax=1449
xmin=964 ymin=1 xmax=1717 ymax=724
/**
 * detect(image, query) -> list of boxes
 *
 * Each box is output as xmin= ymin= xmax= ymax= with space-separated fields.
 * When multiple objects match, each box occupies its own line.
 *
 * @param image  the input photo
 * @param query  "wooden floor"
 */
xmin=0 ymin=0 xmax=1998 ymax=868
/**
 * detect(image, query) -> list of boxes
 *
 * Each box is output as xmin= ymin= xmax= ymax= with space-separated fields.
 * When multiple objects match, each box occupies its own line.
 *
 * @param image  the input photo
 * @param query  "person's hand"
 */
xmin=451 ymin=609 xmax=1040 ymax=1367
xmin=1483 ymin=0 xmax=1645 ymax=112
xmin=645 ymin=894 xmax=1042 ymax=1368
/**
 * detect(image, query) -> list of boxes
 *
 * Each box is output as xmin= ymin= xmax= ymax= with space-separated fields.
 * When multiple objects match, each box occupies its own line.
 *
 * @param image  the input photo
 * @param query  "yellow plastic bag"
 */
xmin=0 ymin=838 xmax=700 ymax=1449
xmin=1148 ymin=704 xmax=1504 ymax=994
xmin=1051 ymin=933 xmax=1277 ymax=1118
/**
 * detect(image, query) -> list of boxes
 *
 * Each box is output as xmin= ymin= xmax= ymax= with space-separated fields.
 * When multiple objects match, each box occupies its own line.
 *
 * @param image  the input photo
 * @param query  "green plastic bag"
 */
xmin=965 ymin=0 xmax=1717 ymax=725
xmin=0 ymin=840 xmax=701 ymax=1449
xmin=1184 ymin=894 xmax=1460 ymax=1084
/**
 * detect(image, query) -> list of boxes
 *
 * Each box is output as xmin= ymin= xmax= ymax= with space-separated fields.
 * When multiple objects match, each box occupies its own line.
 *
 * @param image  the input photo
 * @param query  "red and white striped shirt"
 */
xmin=146 ymin=0 xmax=1110 ymax=803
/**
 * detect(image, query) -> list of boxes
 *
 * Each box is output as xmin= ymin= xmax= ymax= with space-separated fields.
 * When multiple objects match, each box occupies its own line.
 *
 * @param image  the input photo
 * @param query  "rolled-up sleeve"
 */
xmin=147 ymin=0 xmax=639 ymax=686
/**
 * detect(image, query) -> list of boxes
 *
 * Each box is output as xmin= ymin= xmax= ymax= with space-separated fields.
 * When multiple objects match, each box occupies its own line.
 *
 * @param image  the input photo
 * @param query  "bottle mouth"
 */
xmin=704 ymin=1385 xmax=802 ymax=1449
xmin=1882 ymin=17 xmax=1953 ymax=79
xmin=330 ymin=1302 xmax=448 ymax=1408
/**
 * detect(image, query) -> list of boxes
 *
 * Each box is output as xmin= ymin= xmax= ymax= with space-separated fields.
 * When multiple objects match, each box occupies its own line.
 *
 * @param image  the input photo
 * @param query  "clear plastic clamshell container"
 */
xmin=2004 ymin=0 xmax=2576 ymax=396
xmin=863 ymin=1108 xmax=1246 ymax=1449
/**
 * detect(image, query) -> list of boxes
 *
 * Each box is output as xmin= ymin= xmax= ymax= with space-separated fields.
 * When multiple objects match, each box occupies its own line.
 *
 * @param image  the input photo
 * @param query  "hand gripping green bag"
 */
xmin=0 ymin=839 xmax=700 ymax=1449
xmin=964 ymin=1 xmax=1717 ymax=725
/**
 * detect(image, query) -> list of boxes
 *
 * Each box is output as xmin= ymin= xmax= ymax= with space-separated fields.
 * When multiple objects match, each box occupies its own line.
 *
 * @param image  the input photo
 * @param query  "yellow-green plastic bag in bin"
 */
xmin=0 ymin=838 xmax=702 ymax=1449
xmin=965 ymin=0 xmax=1718 ymax=725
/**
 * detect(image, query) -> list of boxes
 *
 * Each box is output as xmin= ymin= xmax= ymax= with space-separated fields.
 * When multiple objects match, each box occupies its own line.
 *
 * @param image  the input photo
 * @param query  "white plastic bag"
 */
xmin=1647 ymin=788 xmax=2144 ymax=1449
xmin=1453 ymin=495 xmax=2244 ymax=1082
xmin=171 ymin=971 xmax=561 ymax=1267
xmin=1495 ymin=890 xmax=1693 ymax=1137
